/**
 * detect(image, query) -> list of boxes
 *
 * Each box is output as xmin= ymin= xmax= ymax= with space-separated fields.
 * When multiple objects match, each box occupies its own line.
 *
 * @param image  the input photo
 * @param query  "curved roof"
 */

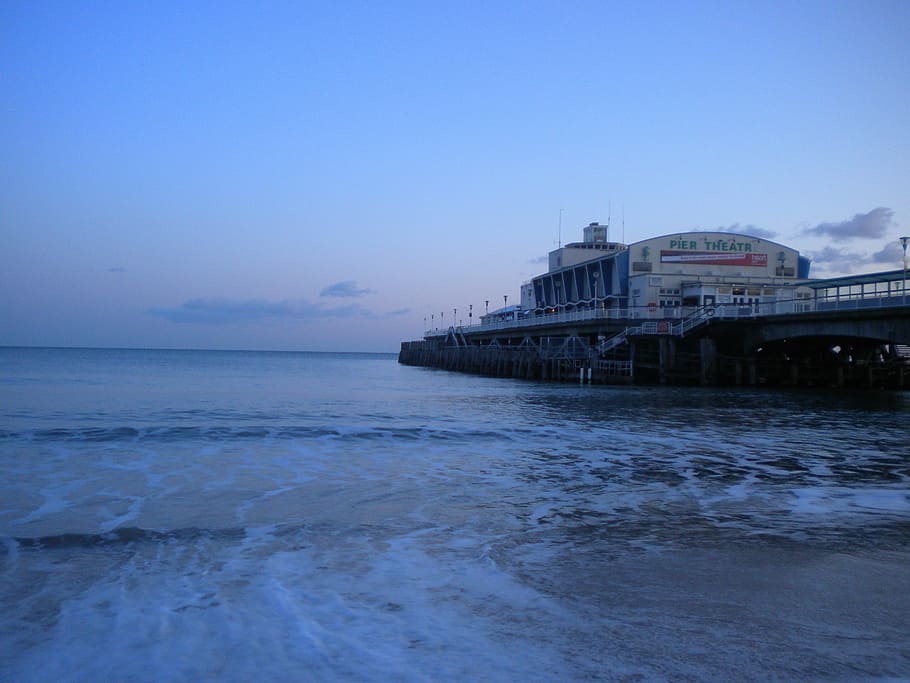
xmin=629 ymin=231 xmax=799 ymax=254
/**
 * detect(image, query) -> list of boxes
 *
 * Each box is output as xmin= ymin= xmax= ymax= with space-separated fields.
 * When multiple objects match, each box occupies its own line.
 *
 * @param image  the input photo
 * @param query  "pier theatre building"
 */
xmin=518 ymin=222 xmax=813 ymax=319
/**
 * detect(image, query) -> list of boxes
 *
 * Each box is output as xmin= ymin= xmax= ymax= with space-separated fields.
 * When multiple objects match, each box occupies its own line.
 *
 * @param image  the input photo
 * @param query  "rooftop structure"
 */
xmin=548 ymin=222 xmax=626 ymax=272
xmin=534 ymin=224 xmax=812 ymax=318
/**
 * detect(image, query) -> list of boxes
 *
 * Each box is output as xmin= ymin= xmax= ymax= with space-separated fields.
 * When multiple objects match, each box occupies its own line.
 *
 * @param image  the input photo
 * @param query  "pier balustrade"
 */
xmin=409 ymin=271 xmax=910 ymax=388
xmin=425 ymin=284 xmax=910 ymax=337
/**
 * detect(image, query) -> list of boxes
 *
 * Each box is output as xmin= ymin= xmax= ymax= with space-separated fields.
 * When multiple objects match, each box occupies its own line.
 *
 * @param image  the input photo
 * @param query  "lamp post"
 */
xmin=901 ymin=236 xmax=909 ymax=306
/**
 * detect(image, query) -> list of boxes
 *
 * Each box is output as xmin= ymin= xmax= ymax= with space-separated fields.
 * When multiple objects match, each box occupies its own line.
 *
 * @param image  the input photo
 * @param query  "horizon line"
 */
xmin=0 ymin=344 xmax=399 ymax=356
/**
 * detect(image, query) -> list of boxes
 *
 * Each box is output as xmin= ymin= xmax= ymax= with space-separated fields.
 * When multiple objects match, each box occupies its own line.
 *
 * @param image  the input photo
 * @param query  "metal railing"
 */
xmin=424 ymin=291 xmax=910 ymax=338
xmin=593 ymin=306 xmax=715 ymax=354
xmin=596 ymin=359 xmax=633 ymax=376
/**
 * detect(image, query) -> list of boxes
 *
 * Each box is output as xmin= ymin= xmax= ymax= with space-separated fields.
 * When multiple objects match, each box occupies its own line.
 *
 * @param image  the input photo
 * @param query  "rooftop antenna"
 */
xmin=558 ymin=208 xmax=563 ymax=248
xmin=607 ymin=201 xmax=611 ymax=242
xmin=622 ymin=203 xmax=625 ymax=244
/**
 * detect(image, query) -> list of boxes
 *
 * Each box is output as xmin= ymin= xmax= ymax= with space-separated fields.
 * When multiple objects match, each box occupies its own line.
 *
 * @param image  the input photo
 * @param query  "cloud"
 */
xmin=148 ymin=297 xmax=373 ymax=325
xmin=107 ymin=266 xmax=126 ymax=273
xmin=148 ymin=297 xmax=410 ymax=326
xmin=320 ymin=280 xmax=376 ymax=298
xmin=803 ymin=207 xmax=894 ymax=241
xmin=381 ymin=308 xmax=411 ymax=319
xmin=714 ymin=223 xmax=778 ymax=240
xmin=805 ymin=246 xmax=865 ymax=273
xmin=529 ymin=255 xmax=549 ymax=265
xmin=805 ymin=247 xmax=869 ymax=277
xmin=872 ymin=241 xmax=906 ymax=265
xmin=804 ymin=238 xmax=908 ymax=276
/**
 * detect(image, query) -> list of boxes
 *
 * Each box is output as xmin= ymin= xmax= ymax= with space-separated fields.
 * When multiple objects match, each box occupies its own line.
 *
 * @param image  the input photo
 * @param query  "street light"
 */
xmin=900 ymin=236 xmax=909 ymax=306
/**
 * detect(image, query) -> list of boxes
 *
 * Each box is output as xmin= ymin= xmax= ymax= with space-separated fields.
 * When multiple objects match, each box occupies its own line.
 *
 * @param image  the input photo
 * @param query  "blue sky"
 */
xmin=2 ymin=1 xmax=908 ymax=352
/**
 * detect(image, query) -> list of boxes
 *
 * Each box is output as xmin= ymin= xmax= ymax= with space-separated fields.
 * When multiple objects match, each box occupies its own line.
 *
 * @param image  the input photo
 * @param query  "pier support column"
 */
xmin=659 ymin=337 xmax=676 ymax=384
xmin=699 ymin=337 xmax=717 ymax=386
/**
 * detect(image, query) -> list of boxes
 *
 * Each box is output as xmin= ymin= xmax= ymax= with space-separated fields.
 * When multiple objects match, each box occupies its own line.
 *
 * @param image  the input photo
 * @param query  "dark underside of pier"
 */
xmin=400 ymin=312 xmax=910 ymax=390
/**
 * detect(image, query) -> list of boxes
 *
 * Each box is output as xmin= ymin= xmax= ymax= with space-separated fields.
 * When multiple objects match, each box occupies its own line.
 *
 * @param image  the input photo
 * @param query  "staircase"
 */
xmin=595 ymin=306 xmax=716 ymax=355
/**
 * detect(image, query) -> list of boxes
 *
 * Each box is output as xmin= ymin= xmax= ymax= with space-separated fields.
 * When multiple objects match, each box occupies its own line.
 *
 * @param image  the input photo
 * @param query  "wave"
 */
xmin=7 ymin=525 xmax=247 ymax=550
xmin=2 ymin=425 xmax=513 ymax=445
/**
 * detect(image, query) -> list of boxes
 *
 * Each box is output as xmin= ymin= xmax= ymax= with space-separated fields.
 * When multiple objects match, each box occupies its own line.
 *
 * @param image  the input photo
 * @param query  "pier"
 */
xmin=400 ymin=300 xmax=910 ymax=389
xmin=400 ymin=225 xmax=910 ymax=389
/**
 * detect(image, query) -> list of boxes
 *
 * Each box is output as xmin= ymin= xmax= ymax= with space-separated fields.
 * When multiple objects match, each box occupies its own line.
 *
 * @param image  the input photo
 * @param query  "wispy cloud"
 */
xmin=871 ymin=241 xmax=905 ymax=265
xmin=107 ymin=267 xmax=126 ymax=273
xmin=714 ymin=223 xmax=778 ymax=239
xmin=320 ymin=280 xmax=376 ymax=298
xmin=381 ymin=308 xmax=411 ymax=319
xmin=805 ymin=246 xmax=866 ymax=274
xmin=529 ymin=255 xmax=549 ymax=265
xmin=148 ymin=297 xmax=383 ymax=325
xmin=805 ymin=237 xmax=907 ymax=275
xmin=803 ymin=207 xmax=894 ymax=241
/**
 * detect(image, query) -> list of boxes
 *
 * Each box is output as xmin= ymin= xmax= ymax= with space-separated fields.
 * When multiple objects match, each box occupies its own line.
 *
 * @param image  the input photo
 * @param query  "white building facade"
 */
xmin=528 ymin=226 xmax=813 ymax=318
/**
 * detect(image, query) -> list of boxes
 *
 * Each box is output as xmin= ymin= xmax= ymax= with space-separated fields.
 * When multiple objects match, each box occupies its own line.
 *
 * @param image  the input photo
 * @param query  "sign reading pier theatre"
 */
xmin=661 ymin=237 xmax=768 ymax=267
xmin=525 ymin=226 xmax=809 ymax=317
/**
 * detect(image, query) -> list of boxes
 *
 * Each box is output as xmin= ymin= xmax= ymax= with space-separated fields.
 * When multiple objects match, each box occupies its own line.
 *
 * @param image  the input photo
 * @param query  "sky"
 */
xmin=2 ymin=0 xmax=908 ymax=352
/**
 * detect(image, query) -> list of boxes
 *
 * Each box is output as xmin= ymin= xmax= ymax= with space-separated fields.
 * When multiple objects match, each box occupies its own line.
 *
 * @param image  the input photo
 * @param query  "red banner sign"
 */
xmin=660 ymin=251 xmax=768 ymax=267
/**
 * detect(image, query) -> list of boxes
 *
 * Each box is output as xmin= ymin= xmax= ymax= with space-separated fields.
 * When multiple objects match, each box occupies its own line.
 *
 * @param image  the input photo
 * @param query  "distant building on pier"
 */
xmin=526 ymin=223 xmax=813 ymax=318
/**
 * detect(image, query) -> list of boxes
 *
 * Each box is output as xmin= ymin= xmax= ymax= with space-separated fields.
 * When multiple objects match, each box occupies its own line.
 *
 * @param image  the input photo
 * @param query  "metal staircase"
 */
xmin=446 ymin=326 xmax=469 ymax=347
xmin=595 ymin=306 xmax=716 ymax=355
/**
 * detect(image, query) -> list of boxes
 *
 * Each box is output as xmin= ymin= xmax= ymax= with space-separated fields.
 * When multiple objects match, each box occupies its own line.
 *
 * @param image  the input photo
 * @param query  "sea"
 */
xmin=1 ymin=346 xmax=908 ymax=682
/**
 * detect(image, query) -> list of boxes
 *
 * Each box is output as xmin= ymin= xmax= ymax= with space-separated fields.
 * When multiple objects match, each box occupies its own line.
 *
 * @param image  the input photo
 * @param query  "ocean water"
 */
xmin=1 ymin=347 xmax=909 ymax=682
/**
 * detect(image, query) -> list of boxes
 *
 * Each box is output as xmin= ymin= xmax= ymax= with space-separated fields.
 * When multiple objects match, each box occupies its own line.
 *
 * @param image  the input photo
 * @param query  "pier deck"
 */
xmin=400 ymin=301 xmax=910 ymax=389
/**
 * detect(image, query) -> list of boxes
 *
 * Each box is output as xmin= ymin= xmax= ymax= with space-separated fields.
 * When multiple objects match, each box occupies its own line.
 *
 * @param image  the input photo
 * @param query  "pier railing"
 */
xmin=424 ymin=292 xmax=910 ymax=337
xmin=593 ymin=306 xmax=714 ymax=354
